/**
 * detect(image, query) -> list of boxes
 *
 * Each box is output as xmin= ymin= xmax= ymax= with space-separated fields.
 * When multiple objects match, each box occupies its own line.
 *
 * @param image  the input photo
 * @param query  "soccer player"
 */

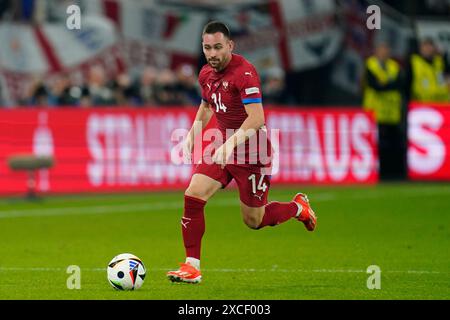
xmin=167 ymin=21 xmax=317 ymax=284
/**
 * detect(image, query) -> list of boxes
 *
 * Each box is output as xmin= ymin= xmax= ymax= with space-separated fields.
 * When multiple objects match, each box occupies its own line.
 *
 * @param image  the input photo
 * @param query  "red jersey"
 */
xmin=199 ymin=54 xmax=262 ymax=132
xmin=198 ymin=54 xmax=271 ymax=167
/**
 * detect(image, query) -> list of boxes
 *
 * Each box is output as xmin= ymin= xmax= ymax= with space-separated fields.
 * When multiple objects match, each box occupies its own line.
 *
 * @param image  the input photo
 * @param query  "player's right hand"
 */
xmin=182 ymin=138 xmax=194 ymax=164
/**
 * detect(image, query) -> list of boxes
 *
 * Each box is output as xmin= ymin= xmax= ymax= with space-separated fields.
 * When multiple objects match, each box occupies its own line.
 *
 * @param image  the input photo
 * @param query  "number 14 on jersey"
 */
xmin=211 ymin=93 xmax=227 ymax=113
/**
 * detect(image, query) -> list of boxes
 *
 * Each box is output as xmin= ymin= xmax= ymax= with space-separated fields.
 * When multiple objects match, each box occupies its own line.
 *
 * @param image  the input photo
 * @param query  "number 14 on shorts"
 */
xmin=248 ymin=174 xmax=267 ymax=195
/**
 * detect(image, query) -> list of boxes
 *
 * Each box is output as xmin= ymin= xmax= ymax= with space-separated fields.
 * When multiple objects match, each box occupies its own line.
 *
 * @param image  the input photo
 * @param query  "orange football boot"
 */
xmin=167 ymin=262 xmax=202 ymax=284
xmin=293 ymin=193 xmax=317 ymax=231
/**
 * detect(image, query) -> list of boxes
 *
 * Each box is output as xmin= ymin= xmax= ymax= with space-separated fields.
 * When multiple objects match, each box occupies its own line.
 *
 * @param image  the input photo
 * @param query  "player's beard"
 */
xmin=208 ymin=58 xmax=222 ymax=70
xmin=210 ymin=55 xmax=231 ymax=72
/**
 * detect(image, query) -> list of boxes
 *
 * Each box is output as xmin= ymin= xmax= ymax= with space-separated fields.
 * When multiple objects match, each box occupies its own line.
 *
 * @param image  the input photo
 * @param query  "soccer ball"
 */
xmin=107 ymin=253 xmax=146 ymax=290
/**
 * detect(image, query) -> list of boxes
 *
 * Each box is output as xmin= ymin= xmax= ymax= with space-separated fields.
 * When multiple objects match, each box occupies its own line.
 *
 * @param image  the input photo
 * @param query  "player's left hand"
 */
xmin=212 ymin=143 xmax=234 ymax=169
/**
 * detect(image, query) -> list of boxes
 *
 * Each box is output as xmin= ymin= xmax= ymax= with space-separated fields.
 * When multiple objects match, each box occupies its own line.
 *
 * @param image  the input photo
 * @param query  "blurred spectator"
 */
xmin=175 ymin=64 xmax=201 ymax=105
xmin=363 ymin=42 xmax=403 ymax=123
xmin=262 ymin=67 xmax=286 ymax=105
xmin=406 ymin=37 xmax=450 ymax=103
xmin=25 ymin=77 xmax=50 ymax=106
xmin=82 ymin=65 xmax=116 ymax=107
xmin=153 ymin=69 xmax=184 ymax=106
xmin=133 ymin=66 xmax=157 ymax=106
xmin=112 ymin=72 xmax=137 ymax=106
xmin=362 ymin=42 xmax=405 ymax=180
xmin=49 ymin=74 xmax=79 ymax=106
xmin=79 ymin=86 xmax=91 ymax=108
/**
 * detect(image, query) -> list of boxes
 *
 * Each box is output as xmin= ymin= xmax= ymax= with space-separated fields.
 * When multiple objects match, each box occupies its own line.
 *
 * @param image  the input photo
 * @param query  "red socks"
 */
xmin=182 ymin=195 xmax=206 ymax=260
xmin=258 ymin=201 xmax=298 ymax=229
xmin=182 ymin=196 xmax=298 ymax=258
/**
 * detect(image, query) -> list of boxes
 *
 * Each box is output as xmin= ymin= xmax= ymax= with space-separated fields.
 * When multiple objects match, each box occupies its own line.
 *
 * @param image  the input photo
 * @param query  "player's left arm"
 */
xmin=225 ymin=65 xmax=265 ymax=149
xmin=225 ymin=102 xmax=265 ymax=148
xmin=212 ymin=103 xmax=265 ymax=167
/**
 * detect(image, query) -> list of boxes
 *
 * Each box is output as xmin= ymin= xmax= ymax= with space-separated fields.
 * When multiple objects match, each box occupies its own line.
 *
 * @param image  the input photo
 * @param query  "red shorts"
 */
xmin=194 ymin=163 xmax=271 ymax=208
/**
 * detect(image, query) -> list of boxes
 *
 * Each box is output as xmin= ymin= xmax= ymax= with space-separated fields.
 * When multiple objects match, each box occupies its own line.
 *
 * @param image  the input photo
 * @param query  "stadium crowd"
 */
xmin=20 ymin=64 xmax=202 ymax=108
xmin=0 ymin=63 xmax=287 ymax=108
xmin=0 ymin=0 xmax=448 ymax=108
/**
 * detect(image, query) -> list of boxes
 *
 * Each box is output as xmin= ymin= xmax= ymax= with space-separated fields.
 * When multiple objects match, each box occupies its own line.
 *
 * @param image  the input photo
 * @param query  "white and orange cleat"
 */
xmin=293 ymin=193 xmax=317 ymax=231
xmin=167 ymin=262 xmax=202 ymax=284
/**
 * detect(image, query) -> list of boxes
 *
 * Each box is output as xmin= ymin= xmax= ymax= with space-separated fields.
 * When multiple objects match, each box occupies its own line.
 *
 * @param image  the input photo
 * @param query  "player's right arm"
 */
xmin=184 ymin=67 xmax=212 ymax=156
xmin=184 ymin=99 xmax=213 ymax=155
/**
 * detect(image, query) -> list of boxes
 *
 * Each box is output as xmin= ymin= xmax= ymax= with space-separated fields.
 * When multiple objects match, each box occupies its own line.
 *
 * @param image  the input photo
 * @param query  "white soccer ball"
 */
xmin=107 ymin=253 xmax=146 ymax=291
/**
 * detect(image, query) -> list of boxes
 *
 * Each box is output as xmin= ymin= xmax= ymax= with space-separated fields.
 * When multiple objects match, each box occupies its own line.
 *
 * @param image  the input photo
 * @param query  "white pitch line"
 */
xmin=0 ymin=267 xmax=445 ymax=275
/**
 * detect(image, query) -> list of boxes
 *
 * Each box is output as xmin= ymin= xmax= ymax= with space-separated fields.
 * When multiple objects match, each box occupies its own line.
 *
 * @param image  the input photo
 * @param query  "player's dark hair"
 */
xmin=202 ymin=21 xmax=231 ymax=39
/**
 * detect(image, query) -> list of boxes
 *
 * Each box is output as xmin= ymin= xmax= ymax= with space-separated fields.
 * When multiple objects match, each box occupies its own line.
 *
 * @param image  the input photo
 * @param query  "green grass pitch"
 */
xmin=0 ymin=183 xmax=449 ymax=300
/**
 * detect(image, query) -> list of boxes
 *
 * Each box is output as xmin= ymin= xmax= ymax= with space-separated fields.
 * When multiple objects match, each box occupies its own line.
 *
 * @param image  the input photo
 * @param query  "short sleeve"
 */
xmin=235 ymin=66 xmax=263 ymax=105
